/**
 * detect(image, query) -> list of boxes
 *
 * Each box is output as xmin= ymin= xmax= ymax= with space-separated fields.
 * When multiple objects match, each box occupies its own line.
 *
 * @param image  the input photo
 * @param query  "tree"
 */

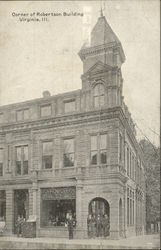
xmin=139 ymin=139 xmax=160 ymax=232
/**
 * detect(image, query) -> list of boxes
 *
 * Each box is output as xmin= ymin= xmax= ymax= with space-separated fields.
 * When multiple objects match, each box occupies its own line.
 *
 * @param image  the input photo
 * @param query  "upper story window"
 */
xmin=127 ymin=187 xmax=135 ymax=226
xmin=94 ymin=84 xmax=105 ymax=108
xmin=63 ymin=138 xmax=74 ymax=167
xmin=42 ymin=141 xmax=53 ymax=169
xmin=119 ymin=134 xmax=123 ymax=162
xmin=17 ymin=109 xmax=29 ymax=121
xmin=90 ymin=134 xmax=107 ymax=165
xmin=40 ymin=104 xmax=52 ymax=117
xmin=0 ymin=148 xmax=3 ymax=176
xmin=127 ymin=147 xmax=129 ymax=176
xmin=0 ymin=113 xmax=4 ymax=123
xmin=64 ymin=100 xmax=76 ymax=113
xmin=15 ymin=145 xmax=28 ymax=175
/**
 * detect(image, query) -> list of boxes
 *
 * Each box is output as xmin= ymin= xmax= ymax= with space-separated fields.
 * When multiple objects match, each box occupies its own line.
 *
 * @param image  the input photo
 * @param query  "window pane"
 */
xmin=100 ymin=134 xmax=107 ymax=149
xmin=23 ymin=161 xmax=28 ymax=175
xmin=23 ymin=146 xmax=28 ymax=160
xmin=127 ymin=148 xmax=129 ymax=176
xmin=0 ymin=163 xmax=3 ymax=176
xmin=94 ymin=96 xmax=99 ymax=107
xmin=16 ymin=161 xmax=21 ymax=175
xmin=16 ymin=147 xmax=21 ymax=161
xmin=100 ymin=95 xmax=104 ymax=106
xmin=0 ymin=149 xmax=3 ymax=162
xmin=100 ymin=150 xmax=107 ymax=164
xmin=43 ymin=142 xmax=53 ymax=155
xmin=99 ymin=84 xmax=104 ymax=95
xmin=64 ymin=139 xmax=74 ymax=153
xmin=64 ymin=153 xmax=74 ymax=167
xmin=17 ymin=110 xmax=23 ymax=121
xmin=43 ymin=155 xmax=52 ymax=169
xmin=91 ymin=136 xmax=97 ymax=150
xmin=94 ymin=84 xmax=99 ymax=96
xmin=64 ymin=101 xmax=75 ymax=113
xmin=41 ymin=105 xmax=51 ymax=117
xmin=24 ymin=109 xmax=29 ymax=120
xmin=127 ymin=198 xmax=129 ymax=225
xmin=91 ymin=151 xmax=97 ymax=165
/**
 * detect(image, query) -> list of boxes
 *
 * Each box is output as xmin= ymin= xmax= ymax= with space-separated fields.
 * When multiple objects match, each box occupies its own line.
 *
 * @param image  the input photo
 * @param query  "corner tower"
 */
xmin=79 ymin=12 xmax=125 ymax=109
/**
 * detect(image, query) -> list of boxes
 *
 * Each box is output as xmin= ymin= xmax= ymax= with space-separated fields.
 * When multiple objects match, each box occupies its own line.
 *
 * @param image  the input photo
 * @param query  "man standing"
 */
xmin=67 ymin=213 xmax=74 ymax=239
xmin=102 ymin=214 xmax=110 ymax=237
xmin=96 ymin=214 xmax=102 ymax=237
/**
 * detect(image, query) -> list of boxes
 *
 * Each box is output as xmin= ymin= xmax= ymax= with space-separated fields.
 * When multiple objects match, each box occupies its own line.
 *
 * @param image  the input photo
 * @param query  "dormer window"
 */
xmin=94 ymin=84 xmax=105 ymax=108
xmin=64 ymin=99 xmax=76 ymax=113
xmin=40 ymin=104 xmax=52 ymax=117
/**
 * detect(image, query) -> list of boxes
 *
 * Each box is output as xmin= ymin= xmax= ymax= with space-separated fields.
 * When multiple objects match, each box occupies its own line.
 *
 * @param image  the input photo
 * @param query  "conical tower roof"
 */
xmin=91 ymin=15 xmax=121 ymax=47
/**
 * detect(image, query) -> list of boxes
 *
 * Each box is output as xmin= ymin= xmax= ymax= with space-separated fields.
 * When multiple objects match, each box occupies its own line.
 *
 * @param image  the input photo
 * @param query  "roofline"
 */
xmin=0 ymin=89 xmax=81 ymax=110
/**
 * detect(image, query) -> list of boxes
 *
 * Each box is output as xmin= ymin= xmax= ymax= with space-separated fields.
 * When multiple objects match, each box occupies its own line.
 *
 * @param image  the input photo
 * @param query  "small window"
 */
xmin=0 ymin=148 xmax=3 ymax=176
xmin=42 ymin=141 xmax=53 ymax=169
xmin=64 ymin=100 xmax=76 ymax=113
xmin=17 ymin=110 xmax=23 ymax=121
xmin=16 ymin=109 xmax=29 ymax=121
xmin=63 ymin=138 xmax=74 ymax=167
xmin=94 ymin=84 xmax=105 ymax=108
xmin=24 ymin=109 xmax=29 ymax=120
xmin=41 ymin=104 xmax=52 ymax=117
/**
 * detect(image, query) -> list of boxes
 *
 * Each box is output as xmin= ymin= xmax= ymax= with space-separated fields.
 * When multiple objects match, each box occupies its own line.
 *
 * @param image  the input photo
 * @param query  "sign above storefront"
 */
xmin=41 ymin=187 xmax=76 ymax=200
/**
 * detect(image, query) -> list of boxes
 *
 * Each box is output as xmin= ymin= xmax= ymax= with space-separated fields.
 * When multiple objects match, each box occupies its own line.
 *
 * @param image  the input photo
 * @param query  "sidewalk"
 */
xmin=0 ymin=234 xmax=160 ymax=249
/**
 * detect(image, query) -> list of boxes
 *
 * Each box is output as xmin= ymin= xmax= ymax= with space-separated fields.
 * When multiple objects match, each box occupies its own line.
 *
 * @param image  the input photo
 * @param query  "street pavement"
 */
xmin=0 ymin=234 xmax=160 ymax=249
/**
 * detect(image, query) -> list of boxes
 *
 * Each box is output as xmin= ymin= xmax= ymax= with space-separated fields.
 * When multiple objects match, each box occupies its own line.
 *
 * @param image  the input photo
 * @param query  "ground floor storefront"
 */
xmin=0 ymin=179 xmax=145 ymax=239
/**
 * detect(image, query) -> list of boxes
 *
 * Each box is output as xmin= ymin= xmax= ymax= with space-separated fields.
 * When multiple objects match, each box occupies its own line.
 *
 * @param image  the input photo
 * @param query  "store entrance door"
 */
xmin=14 ymin=189 xmax=29 ymax=234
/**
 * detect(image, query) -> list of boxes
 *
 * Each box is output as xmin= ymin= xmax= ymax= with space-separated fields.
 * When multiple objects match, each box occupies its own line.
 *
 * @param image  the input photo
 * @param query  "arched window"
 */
xmin=93 ymin=84 xmax=105 ymax=108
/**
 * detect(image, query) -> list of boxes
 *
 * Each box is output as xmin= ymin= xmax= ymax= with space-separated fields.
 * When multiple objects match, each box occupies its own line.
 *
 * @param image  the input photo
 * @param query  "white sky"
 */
xmin=0 ymin=0 xmax=160 ymax=146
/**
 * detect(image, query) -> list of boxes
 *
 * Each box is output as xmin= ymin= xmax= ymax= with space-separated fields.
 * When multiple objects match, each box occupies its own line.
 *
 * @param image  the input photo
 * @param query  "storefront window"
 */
xmin=41 ymin=199 xmax=76 ymax=227
xmin=40 ymin=187 xmax=76 ymax=227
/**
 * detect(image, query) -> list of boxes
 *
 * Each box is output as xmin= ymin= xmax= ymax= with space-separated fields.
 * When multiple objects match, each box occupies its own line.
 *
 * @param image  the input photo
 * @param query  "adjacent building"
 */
xmin=0 ymin=13 xmax=146 ymax=239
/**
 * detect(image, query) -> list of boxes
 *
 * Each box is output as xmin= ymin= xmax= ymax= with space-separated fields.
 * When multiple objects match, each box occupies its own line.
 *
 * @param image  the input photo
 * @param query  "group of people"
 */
xmin=87 ymin=214 xmax=110 ymax=238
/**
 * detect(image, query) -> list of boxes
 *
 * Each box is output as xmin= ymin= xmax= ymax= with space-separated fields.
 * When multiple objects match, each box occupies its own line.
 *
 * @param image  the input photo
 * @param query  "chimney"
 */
xmin=42 ymin=90 xmax=51 ymax=98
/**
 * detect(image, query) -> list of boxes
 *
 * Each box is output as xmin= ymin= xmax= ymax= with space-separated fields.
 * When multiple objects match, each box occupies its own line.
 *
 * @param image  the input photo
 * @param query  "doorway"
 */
xmin=14 ymin=189 xmax=29 ymax=233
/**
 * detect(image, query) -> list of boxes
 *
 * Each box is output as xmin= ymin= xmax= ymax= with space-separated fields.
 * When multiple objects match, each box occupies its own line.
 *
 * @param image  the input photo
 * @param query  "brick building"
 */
xmin=0 ymin=13 xmax=146 ymax=239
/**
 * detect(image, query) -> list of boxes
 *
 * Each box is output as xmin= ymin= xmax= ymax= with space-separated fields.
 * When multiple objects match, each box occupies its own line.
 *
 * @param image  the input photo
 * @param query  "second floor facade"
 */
xmin=0 ymin=107 xmax=145 ymax=191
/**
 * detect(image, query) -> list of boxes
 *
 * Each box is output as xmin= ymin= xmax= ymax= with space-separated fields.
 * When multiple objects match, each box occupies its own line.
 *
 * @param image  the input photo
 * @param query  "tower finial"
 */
xmin=100 ymin=6 xmax=103 ymax=17
xmin=99 ymin=1 xmax=105 ymax=17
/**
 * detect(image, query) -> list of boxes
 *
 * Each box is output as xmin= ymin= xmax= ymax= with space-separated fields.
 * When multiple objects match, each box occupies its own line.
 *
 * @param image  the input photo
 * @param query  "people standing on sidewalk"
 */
xmin=102 ymin=214 xmax=110 ymax=238
xmin=96 ymin=214 xmax=102 ymax=237
xmin=67 ymin=213 xmax=74 ymax=239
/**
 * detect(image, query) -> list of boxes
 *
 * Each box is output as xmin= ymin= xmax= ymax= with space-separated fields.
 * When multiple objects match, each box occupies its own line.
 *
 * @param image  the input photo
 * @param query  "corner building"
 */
xmin=0 ymin=14 xmax=146 ymax=239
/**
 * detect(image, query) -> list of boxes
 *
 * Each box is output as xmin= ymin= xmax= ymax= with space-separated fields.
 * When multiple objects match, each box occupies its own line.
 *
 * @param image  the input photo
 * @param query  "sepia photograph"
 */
xmin=0 ymin=0 xmax=160 ymax=249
